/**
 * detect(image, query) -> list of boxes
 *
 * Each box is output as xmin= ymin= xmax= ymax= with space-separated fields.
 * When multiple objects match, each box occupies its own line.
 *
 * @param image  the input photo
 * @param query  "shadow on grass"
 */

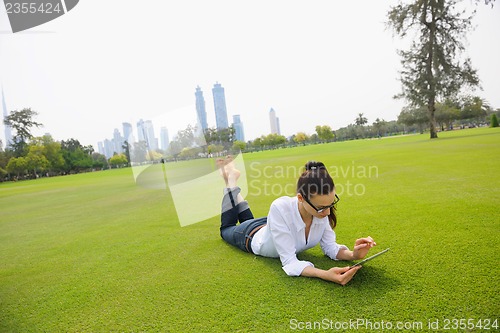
xmin=219 ymin=244 xmax=402 ymax=294
xmin=297 ymin=251 xmax=401 ymax=291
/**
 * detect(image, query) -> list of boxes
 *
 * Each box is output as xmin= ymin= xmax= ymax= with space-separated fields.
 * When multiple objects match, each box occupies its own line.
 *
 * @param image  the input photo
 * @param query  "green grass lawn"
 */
xmin=1 ymin=128 xmax=499 ymax=332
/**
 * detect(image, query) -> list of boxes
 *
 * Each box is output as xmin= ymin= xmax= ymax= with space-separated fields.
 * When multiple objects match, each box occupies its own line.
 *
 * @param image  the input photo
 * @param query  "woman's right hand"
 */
xmin=301 ymin=265 xmax=361 ymax=285
xmin=323 ymin=266 xmax=361 ymax=286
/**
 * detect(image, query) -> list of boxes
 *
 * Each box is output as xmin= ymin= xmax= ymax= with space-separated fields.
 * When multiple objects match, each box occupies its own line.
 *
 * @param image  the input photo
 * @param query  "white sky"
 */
xmin=1 ymin=1 xmax=499 ymax=149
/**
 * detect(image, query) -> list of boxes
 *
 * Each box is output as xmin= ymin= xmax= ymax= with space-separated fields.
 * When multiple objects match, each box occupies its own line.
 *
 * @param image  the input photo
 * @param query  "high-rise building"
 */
xmin=112 ymin=128 xmax=123 ymax=154
xmin=97 ymin=141 xmax=105 ymax=156
xmin=160 ymin=127 xmax=170 ymax=151
xmin=269 ymin=108 xmax=280 ymax=135
xmin=122 ymin=122 xmax=133 ymax=143
xmin=195 ymin=86 xmax=208 ymax=131
xmin=212 ymin=82 xmax=229 ymax=130
xmin=137 ymin=119 xmax=157 ymax=151
xmin=2 ymin=86 xmax=13 ymax=148
xmin=232 ymin=115 xmax=245 ymax=142
xmin=103 ymin=139 xmax=114 ymax=159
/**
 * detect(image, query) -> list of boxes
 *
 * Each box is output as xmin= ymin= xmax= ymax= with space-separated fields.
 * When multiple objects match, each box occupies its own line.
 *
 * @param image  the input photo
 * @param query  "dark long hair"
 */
xmin=296 ymin=161 xmax=337 ymax=229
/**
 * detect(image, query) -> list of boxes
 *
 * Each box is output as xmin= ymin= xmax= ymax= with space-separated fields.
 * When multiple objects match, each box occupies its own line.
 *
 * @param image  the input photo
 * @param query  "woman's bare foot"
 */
xmin=216 ymin=158 xmax=229 ymax=185
xmin=217 ymin=156 xmax=240 ymax=187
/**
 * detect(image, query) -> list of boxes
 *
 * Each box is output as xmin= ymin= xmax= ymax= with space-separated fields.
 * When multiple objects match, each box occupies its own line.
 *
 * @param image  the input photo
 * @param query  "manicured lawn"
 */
xmin=1 ymin=128 xmax=499 ymax=332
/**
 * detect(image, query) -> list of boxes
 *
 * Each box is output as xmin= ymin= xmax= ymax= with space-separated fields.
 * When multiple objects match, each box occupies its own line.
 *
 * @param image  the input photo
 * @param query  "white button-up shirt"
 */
xmin=251 ymin=196 xmax=348 ymax=276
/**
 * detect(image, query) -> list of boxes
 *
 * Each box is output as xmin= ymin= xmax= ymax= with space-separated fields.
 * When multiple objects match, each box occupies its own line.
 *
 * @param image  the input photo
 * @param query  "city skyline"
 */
xmin=96 ymin=82 xmax=249 ymax=158
xmin=1 ymin=2 xmax=498 ymax=150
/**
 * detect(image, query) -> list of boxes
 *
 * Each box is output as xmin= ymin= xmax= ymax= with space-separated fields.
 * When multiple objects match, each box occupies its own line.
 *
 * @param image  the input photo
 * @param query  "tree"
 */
xmin=207 ymin=144 xmax=224 ymax=155
xmin=91 ymin=152 xmax=108 ymax=169
xmin=372 ymin=118 xmax=388 ymax=137
xmin=435 ymin=99 xmax=461 ymax=130
xmin=130 ymin=141 xmax=149 ymax=163
xmin=28 ymin=135 xmax=66 ymax=175
xmin=25 ymin=150 xmax=50 ymax=177
xmin=0 ymin=144 xmax=14 ymax=181
xmin=122 ymin=141 xmax=131 ymax=166
xmin=315 ymin=125 xmax=335 ymax=142
xmin=3 ymin=108 xmax=43 ymax=156
xmin=262 ymin=133 xmax=286 ymax=147
xmin=204 ymin=126 xmax=235 ymax=150
xmin=354 ymin=113 xmax=368 ymax=127
xmin=387 ymin=0 xmax=480 ymax=139
xmin=460 ymin=95 xmax=489 ymax=123
xmin=294 ymin=132 xmax=309 ymax=145
xmin=491 ymin=114 xmax=499 ymax=128
xmin=60 ymin=138 xmax=93 ymax=173
xmin=398 ymin=105 xmax=429 ymax=134
xmin=6 ymin=156 xmax=28 ymax=178
xmin=109 ymin=153 xmax=128 ymax=168
xmin=232 ymin=140 xmax=246 ymax=152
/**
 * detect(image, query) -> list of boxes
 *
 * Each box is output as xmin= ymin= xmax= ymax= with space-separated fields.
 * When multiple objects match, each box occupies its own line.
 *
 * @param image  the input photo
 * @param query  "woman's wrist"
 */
xmin=336 ymin=248 xmax=355 ymax=260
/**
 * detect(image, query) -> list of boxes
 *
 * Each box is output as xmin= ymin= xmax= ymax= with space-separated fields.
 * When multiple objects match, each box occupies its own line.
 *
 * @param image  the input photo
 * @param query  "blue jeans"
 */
xmin=220 ymin=187 xmax=267 ymax=253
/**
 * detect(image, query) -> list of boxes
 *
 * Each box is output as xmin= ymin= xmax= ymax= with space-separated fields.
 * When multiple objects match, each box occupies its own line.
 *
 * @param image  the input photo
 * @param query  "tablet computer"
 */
xmin=349 ymin=248 xmax=390 ymax=270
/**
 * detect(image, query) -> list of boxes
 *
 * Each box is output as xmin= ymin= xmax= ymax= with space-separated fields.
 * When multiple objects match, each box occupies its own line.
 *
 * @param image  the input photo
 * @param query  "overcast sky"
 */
xmin=1 ymin=1 xmax=499 ymax=149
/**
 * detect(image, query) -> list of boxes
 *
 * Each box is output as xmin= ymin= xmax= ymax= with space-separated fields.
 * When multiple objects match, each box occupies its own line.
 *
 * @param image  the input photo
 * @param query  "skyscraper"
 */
xmin=269 ymin=108 xmax=280 ymax=135
xmin=122 ymin=122 xmax=133 ymax=144
xmin=137 ymin=119 xmax=157 ymax=151
xmin=112 ymin=128 xmax=123 ymax=154
xmin=103 ymin=139 xmax=114 ymax=159
xmin=2 ymin=86 xmax=13 ymax=148
xmin=212 ymin=82 xmax=229 ymax=130
xmin=232 ymin=115 xmax=245 ymax=142
xmin=195 ymin=86 xmax=208 ymax=131
xmin=160 ymin=127 xmax=170 ymax=151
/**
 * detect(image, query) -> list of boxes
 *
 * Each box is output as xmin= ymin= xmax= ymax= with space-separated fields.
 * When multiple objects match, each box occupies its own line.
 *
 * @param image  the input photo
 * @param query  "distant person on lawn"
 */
xmin=217 ymin=158 xmax=377 ymax=286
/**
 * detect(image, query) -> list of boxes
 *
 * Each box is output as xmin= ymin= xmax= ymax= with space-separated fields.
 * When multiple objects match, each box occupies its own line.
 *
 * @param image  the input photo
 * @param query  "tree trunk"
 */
xmin=428 ymin=102 xmax=439 ymax=139
xmin=426 ymin=1 xmax=438 ymax=139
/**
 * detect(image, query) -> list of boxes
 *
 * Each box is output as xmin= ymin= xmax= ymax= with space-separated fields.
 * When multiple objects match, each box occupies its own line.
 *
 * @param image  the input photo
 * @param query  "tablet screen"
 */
xmin=349 ymin=248 xmax=390 ymax=270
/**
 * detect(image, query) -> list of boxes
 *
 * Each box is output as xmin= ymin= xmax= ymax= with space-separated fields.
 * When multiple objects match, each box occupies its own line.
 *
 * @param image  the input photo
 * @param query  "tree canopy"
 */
xmin=387 ymin=0 xmax=481 ymax=138
xmin=4 ymin=108 xmax=43 ymax=155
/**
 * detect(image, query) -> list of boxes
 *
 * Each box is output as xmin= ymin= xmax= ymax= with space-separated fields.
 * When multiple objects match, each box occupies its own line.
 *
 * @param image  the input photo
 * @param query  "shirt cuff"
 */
xmin=282 ymin=260 xmax=314 ymax=276
xmin=333 ymin=245 xmax=349 ymax=260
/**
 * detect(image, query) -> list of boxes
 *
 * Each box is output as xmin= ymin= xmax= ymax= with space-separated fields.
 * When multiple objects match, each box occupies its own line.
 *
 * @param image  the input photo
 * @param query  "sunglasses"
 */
xmin=302 ymin=194 xmax=340 ymax=213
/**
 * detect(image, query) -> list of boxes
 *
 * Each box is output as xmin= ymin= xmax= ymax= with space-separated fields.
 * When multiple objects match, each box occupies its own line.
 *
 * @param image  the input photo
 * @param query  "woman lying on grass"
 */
xmin=218 ymin=158 xmax=376 ymax=286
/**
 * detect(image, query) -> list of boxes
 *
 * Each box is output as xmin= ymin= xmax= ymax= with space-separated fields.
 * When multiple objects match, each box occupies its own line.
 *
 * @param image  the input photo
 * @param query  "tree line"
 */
xmin=0 ymin=108 xmax=124 ymax=181
xmin=2 ymin=99 xmax=498 ymax=181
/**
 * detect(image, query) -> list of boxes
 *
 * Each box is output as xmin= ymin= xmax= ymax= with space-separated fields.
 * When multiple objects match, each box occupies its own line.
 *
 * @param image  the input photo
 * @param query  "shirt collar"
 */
xmin=292 ymin=196 xmax=327 ymax=230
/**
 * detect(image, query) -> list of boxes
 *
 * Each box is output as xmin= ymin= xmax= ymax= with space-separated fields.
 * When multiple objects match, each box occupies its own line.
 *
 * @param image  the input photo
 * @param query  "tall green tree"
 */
xmin=491 ymin=114 xmax=499 ymax=128
xmin=387 ymin=0 xmax=480 ymax=139
xmin=354 ymin=113 xmax=368 ymax=127
xmin=3 ymin=108 xmax=43 ymax=156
